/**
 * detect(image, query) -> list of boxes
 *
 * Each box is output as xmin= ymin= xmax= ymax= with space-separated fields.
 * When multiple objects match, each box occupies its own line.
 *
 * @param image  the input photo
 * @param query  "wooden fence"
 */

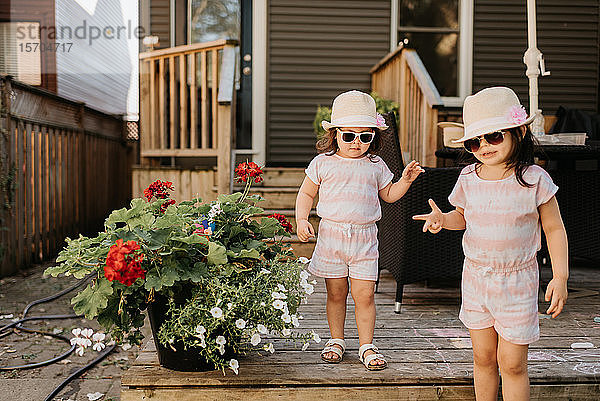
xmin=371 ymin=46 xmax=444 ymax=167
xmin=139 ymin=39 xmax=237 ymax=194
xmin=0 ymin=75 xmax=132 ymax=277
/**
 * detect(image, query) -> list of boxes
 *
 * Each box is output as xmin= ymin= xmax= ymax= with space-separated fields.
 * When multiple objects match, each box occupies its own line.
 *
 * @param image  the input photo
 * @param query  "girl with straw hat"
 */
xmin=414 ymin=86 xmax=568 ymax=399
xmin=295 ymin=90 xmax=424 ymax=370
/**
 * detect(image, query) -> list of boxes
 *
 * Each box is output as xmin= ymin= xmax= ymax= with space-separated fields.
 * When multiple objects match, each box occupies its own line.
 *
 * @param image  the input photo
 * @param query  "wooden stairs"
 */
xmin=243 ymin=167 xmax=318 ymax=259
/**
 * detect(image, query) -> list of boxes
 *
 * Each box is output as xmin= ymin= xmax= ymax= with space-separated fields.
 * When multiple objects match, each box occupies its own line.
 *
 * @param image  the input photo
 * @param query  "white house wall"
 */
xmin=55 ymin=0 xmax=139 ymax=120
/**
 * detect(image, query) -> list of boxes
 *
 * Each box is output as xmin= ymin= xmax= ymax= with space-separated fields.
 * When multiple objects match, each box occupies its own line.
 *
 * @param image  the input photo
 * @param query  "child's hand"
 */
xmin=402 ymin=160 xmax=425 ymax=183
xmin=545 ymin=277 xmax=568 ymax=318
xmin=412 ymin=199 xmax=444 ymax=233
xmin=297 ymin=219 xmax=315 ymax=242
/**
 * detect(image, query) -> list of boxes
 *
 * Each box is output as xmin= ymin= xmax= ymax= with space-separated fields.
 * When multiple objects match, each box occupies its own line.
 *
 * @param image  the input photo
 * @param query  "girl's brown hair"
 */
xmin=316 ymin=128 xmax=383 ymax=162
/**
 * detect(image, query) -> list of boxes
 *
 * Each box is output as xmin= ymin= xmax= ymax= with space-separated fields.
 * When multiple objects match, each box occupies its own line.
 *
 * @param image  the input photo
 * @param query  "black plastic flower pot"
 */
xmin=147 ymin=292 xmax=236 ymax=372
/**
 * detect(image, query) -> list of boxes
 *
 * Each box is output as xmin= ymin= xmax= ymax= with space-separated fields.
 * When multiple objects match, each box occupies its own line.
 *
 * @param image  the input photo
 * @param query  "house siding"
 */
xmin=150 ymin=0 xmax=170 ymax=49
xmin=473 ymin=0 xmax=600 ymax=115
xmin=267 ymin=0 xmax=391 ymax=166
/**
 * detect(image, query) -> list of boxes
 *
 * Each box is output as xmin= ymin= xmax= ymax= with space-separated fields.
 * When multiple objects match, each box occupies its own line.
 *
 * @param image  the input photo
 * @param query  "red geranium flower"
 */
xmin=160 ymin=199 xmax=176 ymax=213
xmin=235 ymin=161 xmax=264 ymax=183
xmin=144 ymin=180 xmax=174 ymax=201
xmin=104 ymin=239 xmax=145 ymax=286
xmin=268 ymin=213 xmax=293 ymax=233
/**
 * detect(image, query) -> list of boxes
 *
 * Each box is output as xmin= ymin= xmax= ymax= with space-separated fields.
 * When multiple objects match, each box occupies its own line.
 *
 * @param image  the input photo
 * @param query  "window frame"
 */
xmin=392 ymin=0 xmax=473 ymax=107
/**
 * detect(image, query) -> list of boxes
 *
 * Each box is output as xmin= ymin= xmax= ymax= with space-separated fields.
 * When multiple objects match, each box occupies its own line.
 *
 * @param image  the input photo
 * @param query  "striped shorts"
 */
xmin=460 ymin=258 xmax=540 ymax=345
xmin=308 ymin=219 xmax=379 ymax=281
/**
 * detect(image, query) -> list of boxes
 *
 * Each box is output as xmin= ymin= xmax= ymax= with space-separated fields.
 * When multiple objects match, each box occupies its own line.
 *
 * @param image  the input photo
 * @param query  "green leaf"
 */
xmin=172 ymin=234 xmax=209 ymax=245
xmin=207 ymin=242 xmax=228 ymax=266
xmin=144 ymin=269 xmax=179 ymax=291
xmin=259 ymin=217 xmax=281 ymax=237
xmin=105 ymin=207 xmax=128 ymax=226
xmin=70 ymin=279 xmax=114 ymax=319
xmin=179 ymin=262 xmax=208 ymax=282
xmin=226 ymin=248 xmax=260 ymax=259
xmin=217 ymin=193 xmax=243 ymax=203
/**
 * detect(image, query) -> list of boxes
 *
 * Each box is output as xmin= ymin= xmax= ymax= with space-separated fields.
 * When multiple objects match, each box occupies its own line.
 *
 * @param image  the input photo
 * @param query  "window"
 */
xmin=397 ymin=0 xmax=472 ymax=103
xmin=0 ymin=22 xmax=42 ymax=86
xmin=188 ymin=0 xmax=240 ymax=43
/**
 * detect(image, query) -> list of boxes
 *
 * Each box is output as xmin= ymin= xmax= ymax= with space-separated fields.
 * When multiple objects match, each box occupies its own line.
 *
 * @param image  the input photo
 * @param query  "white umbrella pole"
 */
xmin=523 ymin=0 xmax=550 ymax=135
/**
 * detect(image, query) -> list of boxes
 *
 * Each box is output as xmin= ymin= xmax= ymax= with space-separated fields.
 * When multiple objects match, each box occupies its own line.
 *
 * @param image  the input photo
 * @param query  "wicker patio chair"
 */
xmin=377 ymin=112 xmax=464 ymax=313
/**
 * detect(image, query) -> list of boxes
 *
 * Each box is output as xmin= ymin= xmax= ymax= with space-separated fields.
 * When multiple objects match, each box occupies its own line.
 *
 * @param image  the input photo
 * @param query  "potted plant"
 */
xmin=44 ymin=162 xmax=317 ymax=373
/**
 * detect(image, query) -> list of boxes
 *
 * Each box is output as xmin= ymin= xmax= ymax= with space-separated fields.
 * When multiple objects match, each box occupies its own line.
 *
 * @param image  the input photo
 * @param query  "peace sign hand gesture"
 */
xmin=412 ymin=199 xmax=445 ymax=234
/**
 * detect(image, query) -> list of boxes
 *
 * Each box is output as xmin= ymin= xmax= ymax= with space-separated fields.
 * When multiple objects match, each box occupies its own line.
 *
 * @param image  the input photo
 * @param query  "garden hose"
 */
xmin=0 ymin=273 xmax=116 ymax=401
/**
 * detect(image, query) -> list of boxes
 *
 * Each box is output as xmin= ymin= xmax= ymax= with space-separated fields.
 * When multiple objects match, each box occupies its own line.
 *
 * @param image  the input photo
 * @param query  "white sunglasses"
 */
xmin=337 ymin=129 xmax=375 ymax=144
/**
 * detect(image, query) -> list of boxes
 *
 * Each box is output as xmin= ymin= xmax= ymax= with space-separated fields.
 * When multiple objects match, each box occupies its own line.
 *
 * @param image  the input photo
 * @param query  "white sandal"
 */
xmin=320 ymin=338 xmax=346 ymax=363
xmin=358 ymin=343 xmax=387 ymax=371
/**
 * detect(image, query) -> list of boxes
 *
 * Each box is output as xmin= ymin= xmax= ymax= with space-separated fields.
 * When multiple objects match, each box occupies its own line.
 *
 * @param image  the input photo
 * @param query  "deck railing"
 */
xmin=139 ymin=39 xmax=238 ymax=194
xmin=0 ymin=76 xmax=131 ymax=277
xmin=370 ymin=46 xmax=444 ymax=167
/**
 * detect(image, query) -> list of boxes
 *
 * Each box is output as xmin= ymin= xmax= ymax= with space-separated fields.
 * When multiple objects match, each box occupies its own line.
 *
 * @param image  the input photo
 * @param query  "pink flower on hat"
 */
xmin=376 ymin=113 xmax=386 ymax=127
xmin=508 ymin=105 xmax=527 ymax=125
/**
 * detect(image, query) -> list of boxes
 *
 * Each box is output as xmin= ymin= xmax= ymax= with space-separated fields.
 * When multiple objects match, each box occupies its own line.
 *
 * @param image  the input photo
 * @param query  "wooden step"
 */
xmin=261 ymin=167 xmax=306 ymax=187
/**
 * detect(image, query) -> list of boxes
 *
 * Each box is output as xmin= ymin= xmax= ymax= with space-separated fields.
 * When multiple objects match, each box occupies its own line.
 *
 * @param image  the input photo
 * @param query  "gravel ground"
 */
xmin=0 ymin=261 xmax=150 ymax=401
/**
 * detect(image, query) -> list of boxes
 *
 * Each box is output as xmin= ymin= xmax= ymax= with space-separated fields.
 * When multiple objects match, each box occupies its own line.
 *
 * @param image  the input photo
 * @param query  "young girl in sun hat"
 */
xmin=414 ymin=86 xmax=568 ymax=399
xmin=295 ymin=90 xmax=424 ymax=370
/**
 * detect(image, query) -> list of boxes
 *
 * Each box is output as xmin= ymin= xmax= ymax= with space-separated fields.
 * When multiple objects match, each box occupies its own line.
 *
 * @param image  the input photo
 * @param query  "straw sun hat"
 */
xmin=439 ymin=86 xmax=535 ymax=143
xmin=321 ymin=90 xmax=388 ymax=131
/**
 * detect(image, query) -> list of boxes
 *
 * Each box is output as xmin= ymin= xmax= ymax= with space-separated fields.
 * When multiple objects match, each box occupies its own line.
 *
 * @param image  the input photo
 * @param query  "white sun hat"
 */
xmin=439 ymin=86 xmax=535 ymax=143
xmin=321 ymin=90 xmax=388 ymax=131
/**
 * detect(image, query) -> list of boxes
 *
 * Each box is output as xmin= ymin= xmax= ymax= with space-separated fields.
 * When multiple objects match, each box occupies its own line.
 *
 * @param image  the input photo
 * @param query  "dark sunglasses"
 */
xmin=337 ymin=129 xmax=375 ymax=144
xmin=463 ymin=131 xmax=506 ymax=153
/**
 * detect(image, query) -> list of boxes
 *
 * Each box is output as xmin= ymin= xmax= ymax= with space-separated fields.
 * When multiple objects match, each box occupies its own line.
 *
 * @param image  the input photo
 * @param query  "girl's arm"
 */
xmin=379 ymin=160 xmax=425 ymax=203
xmin=295 ymin=177 xmax=319 ymax=242
xmin=412 ymin=199 xmax=466 ymax=233
xmin=539 ymin=196 xmax=569 ymax=318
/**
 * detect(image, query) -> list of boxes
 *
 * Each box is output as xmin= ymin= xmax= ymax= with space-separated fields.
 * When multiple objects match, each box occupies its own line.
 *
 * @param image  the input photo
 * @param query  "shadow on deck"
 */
xmin=121 ymin=266 xmax=600 ymax=400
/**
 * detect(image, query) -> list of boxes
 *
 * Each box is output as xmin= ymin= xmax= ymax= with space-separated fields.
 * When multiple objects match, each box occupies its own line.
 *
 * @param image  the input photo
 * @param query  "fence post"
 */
xmin=216 ymin=44 xmax=237 ymax=195
xmin=0 ymin=76 xmax=15 ymax=276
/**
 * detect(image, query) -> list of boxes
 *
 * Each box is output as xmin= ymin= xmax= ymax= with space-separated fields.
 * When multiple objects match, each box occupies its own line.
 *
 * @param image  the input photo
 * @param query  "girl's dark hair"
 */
xmin=316 ymin=128 xmax=383 ymax=162
xmin=467 ymin=125 xmax=537 ymax=187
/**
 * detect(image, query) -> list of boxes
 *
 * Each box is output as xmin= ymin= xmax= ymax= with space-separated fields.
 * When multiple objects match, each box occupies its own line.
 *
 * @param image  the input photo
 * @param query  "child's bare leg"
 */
xmin=497 ymin=336 xmax=530 ymax=401
xmin=323 ymin=278 xmax=349 ymax=360
xmin=350 ymin=278 xmax=384 ymax=366
xmin=469 ymin=328 xmax=500 ymax=401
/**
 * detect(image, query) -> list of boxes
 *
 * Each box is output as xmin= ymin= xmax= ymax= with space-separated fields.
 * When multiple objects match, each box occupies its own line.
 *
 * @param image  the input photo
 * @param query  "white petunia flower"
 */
xmin=229 ymin=358 xmax=239 ymax=375
xmin=257 ymin=324 xmax=268 ymax=334
xmin=312 ymin=332 xmax=321 ymax=343
xmin=195 ymin=325 xmax=206 ymax=335
xmin=282 ymin=328 xmax=291 ymax=336
xmin=298 ymin=257 xmax=310 ymax=265
xmin=216 ymin=336 xmax=226 ymax=345
xmin=92 ymin=333 xmax=105 ymax=342
xmin=218 ymin=344 xmax=225 ymax=355
xmin=281 ymin=314 xmax=291 ymax=324
xmin=210 ymin=307 xmax=224 ymax=319
xmin=277 ymin=284 xmax=286 ymax=292
xmin=302 ymin=283 xmax=314 ymax=295
xmin=235 ymin=319 xmax=246 ymax=329
xmin=72 ymin=328 xmax=82 ymax=337
xmin=291 ymin=315 xmax=300 ymax=328
xmin=265 ymin=343 xmax=275 ymax=354
xmin=81 ymin=328 xmax=94 ymax=338
xmin=227 ymin=303 xmax=233 ymax=310
xmin=302 ymin=342 xmax=310 ymax=351
xmin=272 ymin=300 xmax=284 ymax=310
xmin=300 ymin=270 xmax=309 ymax=280
xmin=250 ymin=333 xmax=261 ymax=346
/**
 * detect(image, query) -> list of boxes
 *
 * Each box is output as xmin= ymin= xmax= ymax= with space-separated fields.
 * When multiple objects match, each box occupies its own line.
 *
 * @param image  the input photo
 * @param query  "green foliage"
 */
xmin=44 ymin=184 xmax=315 ymax=372
xmin=312 ymin=91 xmax=399 ymax=139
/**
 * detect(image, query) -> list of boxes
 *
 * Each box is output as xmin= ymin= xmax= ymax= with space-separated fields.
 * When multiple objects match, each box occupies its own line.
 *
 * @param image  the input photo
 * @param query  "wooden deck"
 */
xmin=121 ymin=265 xmax=600 ymax=400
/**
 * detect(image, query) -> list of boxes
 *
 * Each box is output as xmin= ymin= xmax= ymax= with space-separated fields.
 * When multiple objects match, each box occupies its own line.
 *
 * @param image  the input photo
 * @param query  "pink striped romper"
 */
xmin=448 ymin=164 xmax=558 ymax=344
xmin=305 ymin=153 xmax=394 ymax=281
